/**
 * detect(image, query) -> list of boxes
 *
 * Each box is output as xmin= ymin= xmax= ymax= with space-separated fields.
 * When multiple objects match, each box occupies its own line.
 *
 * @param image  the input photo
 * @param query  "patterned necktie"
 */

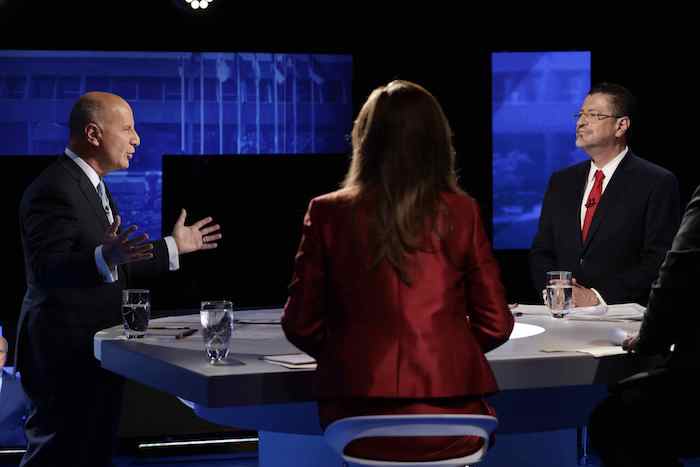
xmin=581 ymin=170 xmax=605 ymax=241
xmin=97 ymin=180 xmax=114 ymax=224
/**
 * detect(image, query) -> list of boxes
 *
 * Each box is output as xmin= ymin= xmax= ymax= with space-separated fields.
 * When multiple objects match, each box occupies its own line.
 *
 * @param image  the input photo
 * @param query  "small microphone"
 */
xmin=585 ymin=198 xmax=597 ymax=209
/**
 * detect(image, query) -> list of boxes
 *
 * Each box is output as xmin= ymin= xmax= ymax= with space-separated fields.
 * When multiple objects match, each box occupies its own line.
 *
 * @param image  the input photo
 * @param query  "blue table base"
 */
xmin=259 ymin=431 xmax=342 ymax=467
xmin=183 ymin=385 xmax=609 ymax=466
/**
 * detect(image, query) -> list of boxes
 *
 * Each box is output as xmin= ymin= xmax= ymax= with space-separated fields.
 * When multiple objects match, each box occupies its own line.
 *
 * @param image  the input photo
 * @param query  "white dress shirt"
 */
xmin=579 ymin=147 xmax=628 ymax=228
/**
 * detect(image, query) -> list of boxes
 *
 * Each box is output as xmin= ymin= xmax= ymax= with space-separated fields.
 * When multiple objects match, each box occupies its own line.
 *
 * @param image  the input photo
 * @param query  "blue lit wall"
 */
xmin=492 ymin=51 xmax=590 ymax=249
xmin=0 ymin=51 xmax=353 ymax=238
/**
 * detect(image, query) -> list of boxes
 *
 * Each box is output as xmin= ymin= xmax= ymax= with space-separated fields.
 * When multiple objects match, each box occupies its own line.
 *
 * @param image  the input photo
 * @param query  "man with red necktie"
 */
xmin=530 ymin=83 xmax=680 ymax=307
xmin=581 ymin=169 xmax=603 ymax=242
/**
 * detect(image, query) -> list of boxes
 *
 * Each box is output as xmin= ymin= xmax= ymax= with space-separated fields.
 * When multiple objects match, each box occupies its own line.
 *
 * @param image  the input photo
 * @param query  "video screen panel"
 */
xmin=0 ymin=50 xmax=353 ymax=238
xmin=492 ymin=51 xmax=590 ymax=249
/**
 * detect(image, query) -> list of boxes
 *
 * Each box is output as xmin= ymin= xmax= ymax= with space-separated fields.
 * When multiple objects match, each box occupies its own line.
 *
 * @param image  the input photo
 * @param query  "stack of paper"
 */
xmin=263 ymin=353 xmax=317 ymax=369
xmin=606 ymin=303 xmax=646 ymax=320
xmin=566 ymin=304 xmax=607 ymax=317
xmin=514 ymin=303 xmax=645 ymax=322
xmin=566 ymin=303 xmax=645 ymax=322
xmin=540 ymin=346 xmax=628 ymax=357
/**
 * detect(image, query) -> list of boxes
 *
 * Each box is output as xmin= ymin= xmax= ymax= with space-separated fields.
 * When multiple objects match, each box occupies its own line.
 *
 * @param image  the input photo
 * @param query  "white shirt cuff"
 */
xmin=590 ymin=288 xmax=607 ymax=306
xmin=164 ymin=236 xmax=180 ymax=271
xmin=95 ymin=245 xmax=118 ymax=282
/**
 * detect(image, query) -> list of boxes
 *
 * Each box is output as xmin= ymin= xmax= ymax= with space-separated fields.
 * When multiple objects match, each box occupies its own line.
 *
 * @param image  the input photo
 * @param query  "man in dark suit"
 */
xmin=0 ymin=336 xmax=30 ymax=447
xmin=15 ymin=91 xmax=222 ymax=467
xmin=588 ymin=185 xmax=700 ymax=466
xmin=530 ymin=83 xmax=680 ymax=306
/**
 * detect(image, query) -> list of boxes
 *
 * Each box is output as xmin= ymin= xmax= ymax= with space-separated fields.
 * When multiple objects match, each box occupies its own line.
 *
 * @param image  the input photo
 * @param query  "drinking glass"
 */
xmin=200 ymin=300 xmax=235 ymax=363
xmin=543 ymin=271 xmax=573 ymax=318
xmin=122 ymin=289 xmax=150 ymax=338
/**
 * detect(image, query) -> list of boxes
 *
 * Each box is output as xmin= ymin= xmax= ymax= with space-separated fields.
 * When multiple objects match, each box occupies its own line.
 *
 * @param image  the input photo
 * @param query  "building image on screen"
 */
xmin=0 ymin=50 xmax=353 ymax=239
xmin=492 ymin=51 xmax=590 ymax=249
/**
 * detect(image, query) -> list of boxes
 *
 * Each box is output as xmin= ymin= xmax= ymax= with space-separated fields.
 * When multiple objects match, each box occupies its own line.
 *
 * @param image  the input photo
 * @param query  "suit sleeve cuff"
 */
xmin=95 ymin=245 xmax=118 ymax=282
xmin=164 ymin=236 xmax=180 ymax=271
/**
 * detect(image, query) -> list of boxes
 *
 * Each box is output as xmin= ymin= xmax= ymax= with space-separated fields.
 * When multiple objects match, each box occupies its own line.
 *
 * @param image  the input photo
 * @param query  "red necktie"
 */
xmin=582 ymin=170 xmax=605 ymax=241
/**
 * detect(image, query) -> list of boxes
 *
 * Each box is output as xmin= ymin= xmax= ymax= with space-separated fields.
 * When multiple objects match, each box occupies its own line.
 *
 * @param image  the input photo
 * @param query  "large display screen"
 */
xmin=492 ymin=51 xmax=590 ymax=249
xmin=0 ymin=50 xmax=353 ymax=238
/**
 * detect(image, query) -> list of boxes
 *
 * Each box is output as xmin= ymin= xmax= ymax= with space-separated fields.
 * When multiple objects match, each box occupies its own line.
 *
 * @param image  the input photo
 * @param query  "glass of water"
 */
xmin=122 ymin=289 xmax=150 ymax=338
xmin=200 ymin=300 xmax=235 ymax=364
xmin=543 ymin=271 xmax=573 ymax=318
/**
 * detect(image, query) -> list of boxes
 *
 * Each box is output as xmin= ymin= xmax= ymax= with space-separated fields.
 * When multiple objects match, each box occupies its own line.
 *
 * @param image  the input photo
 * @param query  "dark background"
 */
xmin=0 ymin=0 xmax=696 ymax=448
xmin=160 ymin=154 xmax=351 ymax=309
xmin=0 ymin=3 xmax=695 ymax=355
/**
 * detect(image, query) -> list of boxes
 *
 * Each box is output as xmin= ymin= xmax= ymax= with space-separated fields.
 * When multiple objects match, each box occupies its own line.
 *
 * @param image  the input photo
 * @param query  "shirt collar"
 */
xmin=588 ymin=146 xmax=628 ymax=183
xmin=65 ymin=147 xmax=101 ymax=189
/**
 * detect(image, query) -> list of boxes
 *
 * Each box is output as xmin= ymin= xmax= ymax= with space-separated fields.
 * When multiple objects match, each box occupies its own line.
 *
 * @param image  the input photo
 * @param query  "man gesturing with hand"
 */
xmin=15 ymin=92 xmax=221 ymax=467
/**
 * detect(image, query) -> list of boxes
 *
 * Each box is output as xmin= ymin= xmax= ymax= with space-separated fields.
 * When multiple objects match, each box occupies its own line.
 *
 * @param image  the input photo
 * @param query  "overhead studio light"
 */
xmin=175 ymin=0 xmax=214 ymax=12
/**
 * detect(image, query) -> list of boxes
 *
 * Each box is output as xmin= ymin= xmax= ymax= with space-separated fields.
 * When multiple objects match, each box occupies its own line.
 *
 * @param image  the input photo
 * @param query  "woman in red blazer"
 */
xmin=282 ymin=80 xmax=514 ymax=462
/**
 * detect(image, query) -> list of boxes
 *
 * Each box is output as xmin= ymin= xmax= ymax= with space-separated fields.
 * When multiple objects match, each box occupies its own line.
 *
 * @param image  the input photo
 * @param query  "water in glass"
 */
xmin=200 ymin=301 xmax=234 ymax=363
xmin=545 ymin=285 xmax=573 ymax=318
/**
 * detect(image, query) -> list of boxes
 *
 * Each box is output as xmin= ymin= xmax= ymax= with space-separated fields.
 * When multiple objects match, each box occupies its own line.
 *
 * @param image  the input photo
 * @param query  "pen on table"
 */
xmin=149 ymin=326 xmax=191 ymax=330
xmin=176 ymin=329 xmax=198 ymax=339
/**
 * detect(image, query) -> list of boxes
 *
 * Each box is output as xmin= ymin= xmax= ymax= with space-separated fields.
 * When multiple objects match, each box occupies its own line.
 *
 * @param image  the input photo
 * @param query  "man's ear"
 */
xmin=616 ymin=116 xmax=630 ymax=138
xmin=85 ymin=122 xmax=101 ymax=147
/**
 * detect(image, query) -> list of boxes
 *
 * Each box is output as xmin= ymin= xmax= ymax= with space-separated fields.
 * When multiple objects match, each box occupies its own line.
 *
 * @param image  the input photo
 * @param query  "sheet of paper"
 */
xmin=540 ymin=346 xmax=627 ymax=357
xmin=266 ymin=362 xmax=317 ymax=370
xmin=263 ymin=353 xmax=316 ymax=369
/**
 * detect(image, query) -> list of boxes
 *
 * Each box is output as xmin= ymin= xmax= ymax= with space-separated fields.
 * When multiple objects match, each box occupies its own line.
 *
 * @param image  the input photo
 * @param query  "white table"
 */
xmin=95 ymin=308 xmax=656 ymax=466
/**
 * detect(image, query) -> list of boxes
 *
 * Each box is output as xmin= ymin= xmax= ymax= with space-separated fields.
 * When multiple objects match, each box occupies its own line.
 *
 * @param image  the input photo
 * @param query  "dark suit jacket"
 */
xmin=15 ymin=155 xmax=170 ymax=387
xmin=0 ymin=368 xmax=30 ymax=447
xmin=530 ymin=152 xmax=680 ymax=304
xmin=282 ymin=190 xmax=514 ymax=400
xmin=636 ymin=184 xmax=700 ymax=369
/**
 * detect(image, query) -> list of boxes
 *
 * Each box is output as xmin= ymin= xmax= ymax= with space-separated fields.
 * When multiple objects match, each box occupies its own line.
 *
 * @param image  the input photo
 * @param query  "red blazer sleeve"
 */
xmin=281 ymin=199 xmax=326 ymax=359
xmin=463 ymin=201 xmax=514 ymax=353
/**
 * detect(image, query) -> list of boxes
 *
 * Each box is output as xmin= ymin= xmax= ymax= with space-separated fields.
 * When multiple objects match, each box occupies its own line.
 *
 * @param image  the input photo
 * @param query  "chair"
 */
xmin=323 ymin=414 xmax=498 ymax=467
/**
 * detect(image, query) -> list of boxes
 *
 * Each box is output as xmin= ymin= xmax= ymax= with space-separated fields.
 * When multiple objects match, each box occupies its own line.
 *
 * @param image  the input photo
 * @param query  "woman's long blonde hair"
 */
xmin=343 ymin=80 xmax=462 ymax=285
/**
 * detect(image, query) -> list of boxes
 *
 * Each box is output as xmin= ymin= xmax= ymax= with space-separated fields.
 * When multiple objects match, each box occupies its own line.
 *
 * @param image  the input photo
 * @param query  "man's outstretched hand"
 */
xmin=172 ymin=209 xmax=222 ymax=255
xmin=102 ymin=215 xmax=154 ymax=268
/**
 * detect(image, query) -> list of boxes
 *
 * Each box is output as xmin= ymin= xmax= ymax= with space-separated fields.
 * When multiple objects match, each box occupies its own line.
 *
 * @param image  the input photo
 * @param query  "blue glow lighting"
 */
xmin=492 ymin=51 xmax=590 ymax=249
xmin=0 ymin=50 xmax=353 ymax=239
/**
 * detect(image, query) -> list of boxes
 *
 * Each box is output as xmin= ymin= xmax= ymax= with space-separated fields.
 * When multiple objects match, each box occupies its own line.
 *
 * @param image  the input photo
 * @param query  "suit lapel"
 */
xmin=581 ymin=153 xmax=634 ymax=252
xmin=0 ymin=371 xmax=9 ymax=416
xmin=59 ymin=155 xmax=110 ymax=229
xmin=571 ymin=162 xmax=590 ymax=252
xmin=83 ymin=178 xmax=110 ymax=229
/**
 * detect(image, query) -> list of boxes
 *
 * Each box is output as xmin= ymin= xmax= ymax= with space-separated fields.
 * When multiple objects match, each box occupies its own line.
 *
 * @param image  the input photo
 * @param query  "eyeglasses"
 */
xmin=574 ymin=111 xmax=625 ymax=121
